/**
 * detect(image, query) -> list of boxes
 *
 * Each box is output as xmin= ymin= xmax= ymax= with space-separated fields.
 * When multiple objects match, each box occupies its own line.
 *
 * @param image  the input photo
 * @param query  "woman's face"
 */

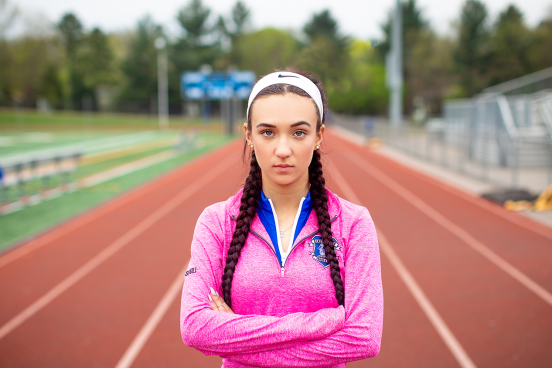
xmin=245 ymin=93 xmax=324 ymax=187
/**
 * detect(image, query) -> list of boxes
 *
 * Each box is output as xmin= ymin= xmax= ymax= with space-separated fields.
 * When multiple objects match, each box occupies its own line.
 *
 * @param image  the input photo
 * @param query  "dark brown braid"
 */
xmin=222 ymin=68 xmax=345 ymax=307
xmin=309 ymin=150 xmax=345 ymax=306
xmin=222 ymin=151 xmax=262 ymax=308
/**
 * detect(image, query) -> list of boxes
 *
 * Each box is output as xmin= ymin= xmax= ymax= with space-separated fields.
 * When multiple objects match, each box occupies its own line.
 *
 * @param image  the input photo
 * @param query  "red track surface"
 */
xmin=0 ymin=131 xmax=551 ymax=367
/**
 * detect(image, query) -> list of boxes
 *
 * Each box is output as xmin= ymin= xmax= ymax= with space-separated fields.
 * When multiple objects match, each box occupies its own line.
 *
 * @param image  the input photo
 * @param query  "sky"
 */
xmin=9 ymin=0 xmax=552 ymax=40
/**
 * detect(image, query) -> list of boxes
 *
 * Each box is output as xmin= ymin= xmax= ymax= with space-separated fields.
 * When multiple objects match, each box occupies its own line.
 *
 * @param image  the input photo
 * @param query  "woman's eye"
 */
xmin=260 ymin=130 xmax=274 ymax=137
xmin=294 ymin=130 xmax=307 ymax=137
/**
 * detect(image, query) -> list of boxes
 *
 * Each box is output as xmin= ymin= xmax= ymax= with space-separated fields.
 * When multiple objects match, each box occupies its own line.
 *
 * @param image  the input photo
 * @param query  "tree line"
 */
xmin=0 ymin=0 xmax=551 ymax=118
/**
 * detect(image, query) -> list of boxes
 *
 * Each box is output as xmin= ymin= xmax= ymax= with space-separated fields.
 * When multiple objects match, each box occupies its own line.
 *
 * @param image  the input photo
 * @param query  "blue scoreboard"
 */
xmin=181 ymin=70 xmax=256 ymax=100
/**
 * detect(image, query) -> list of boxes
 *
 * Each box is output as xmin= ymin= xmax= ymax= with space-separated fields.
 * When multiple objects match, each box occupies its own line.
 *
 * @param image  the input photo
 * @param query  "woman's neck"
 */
xmin=261 ymin=171 xmax=309 ymax=214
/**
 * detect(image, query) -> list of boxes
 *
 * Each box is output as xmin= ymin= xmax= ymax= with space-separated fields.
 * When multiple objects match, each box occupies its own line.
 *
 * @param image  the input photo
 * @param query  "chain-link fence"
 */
xmin=332 ymin=90 xmax=552 ymax=193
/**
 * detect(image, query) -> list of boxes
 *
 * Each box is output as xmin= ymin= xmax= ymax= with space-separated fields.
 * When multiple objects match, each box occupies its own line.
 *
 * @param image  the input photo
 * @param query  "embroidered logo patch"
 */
xmin=185 ymin=267 xmax=198 ymax=277
xmin=309 ymin=235 xmax=341 ymax=268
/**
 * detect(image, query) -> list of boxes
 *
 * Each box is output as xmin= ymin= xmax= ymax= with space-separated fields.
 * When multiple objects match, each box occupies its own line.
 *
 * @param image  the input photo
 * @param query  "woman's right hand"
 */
xmin=208 ymin=287 xmax=234 ymax=313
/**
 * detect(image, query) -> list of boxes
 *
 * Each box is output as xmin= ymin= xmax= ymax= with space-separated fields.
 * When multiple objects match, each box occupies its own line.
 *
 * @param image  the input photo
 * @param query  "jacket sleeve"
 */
xmin=180 ymin=206 xmax=346 ymax=356
xmin=224 ymin=207 xmax=384 ymax=367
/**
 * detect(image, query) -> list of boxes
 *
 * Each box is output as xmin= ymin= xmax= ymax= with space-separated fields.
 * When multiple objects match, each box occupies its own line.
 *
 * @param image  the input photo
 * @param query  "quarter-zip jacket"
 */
xmin=180 ymin=187 xmax=383 ymax=367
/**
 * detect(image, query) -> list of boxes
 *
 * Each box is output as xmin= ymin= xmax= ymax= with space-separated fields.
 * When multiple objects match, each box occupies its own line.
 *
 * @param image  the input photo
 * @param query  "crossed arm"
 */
xmin=180 ymin=208 xmax=346 ymax=356
xmin=180 ymin=206 xmax=383 ymax=366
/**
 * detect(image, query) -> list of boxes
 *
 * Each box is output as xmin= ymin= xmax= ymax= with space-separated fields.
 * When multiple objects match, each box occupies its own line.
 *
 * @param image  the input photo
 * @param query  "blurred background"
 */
xmin=1 ymin=1 xmax=552 ymax=367
xmin=1 ymin=0 xmax=551 ymax=116
xmin=1 ymin=0 xmax=552 ymax=245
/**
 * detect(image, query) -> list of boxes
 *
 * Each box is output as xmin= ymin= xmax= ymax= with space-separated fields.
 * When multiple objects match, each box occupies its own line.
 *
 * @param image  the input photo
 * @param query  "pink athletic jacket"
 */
xmin=180 ymin=187 xmax=383 ymax=367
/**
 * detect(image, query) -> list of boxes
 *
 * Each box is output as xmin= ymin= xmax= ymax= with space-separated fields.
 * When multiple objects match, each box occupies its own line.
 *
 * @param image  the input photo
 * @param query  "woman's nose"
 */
xmin=274 ymin=136 xmax=292 ymax=158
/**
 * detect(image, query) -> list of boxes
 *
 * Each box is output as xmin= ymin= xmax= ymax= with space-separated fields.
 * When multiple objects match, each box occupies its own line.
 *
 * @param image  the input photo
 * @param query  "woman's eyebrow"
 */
xmin=290 ymin=121 xmax=311 ymax=128
xmin=255 ymin=123 xmax=277 ymax=128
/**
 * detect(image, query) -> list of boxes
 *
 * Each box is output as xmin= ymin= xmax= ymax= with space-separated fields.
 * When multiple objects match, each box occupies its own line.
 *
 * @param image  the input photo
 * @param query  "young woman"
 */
xmin=180 ymin=69 xmax=383 ymax=367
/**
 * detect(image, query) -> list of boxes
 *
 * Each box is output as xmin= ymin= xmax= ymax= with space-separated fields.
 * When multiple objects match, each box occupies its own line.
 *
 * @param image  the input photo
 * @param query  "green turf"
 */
xmin=0 ymin=109 xmax=204 ymax=126
xmin=1 ymin=133 xmax=222 ymax=201
xmin=0 ymin=131 xmax=178 ymax=158
xmin=0 ymin=133 xmax=235 ymax=251
xmin=0 ymin=109 xmax=221 ymax=136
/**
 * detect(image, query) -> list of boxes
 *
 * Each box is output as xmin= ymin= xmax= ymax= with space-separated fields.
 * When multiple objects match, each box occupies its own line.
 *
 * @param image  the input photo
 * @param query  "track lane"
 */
xmin=126 ymin=150 xmax=465 ymax=368
xmin=344 ymin=150 xmax=552 ymax=307
xmin=0 ymin=140 xmax=245 ymax=367
xmin=2 ymin=130 xmax=551 ymax=367
xmin=0 ymin=141 xmax=238 ymax=328
xmin=327 ymin=165 xmax=473 ymax=368
xmin=326 ymin=132 xmax=552 ymax=367
xmin=342 ymin=135 xmax=552 ymax=292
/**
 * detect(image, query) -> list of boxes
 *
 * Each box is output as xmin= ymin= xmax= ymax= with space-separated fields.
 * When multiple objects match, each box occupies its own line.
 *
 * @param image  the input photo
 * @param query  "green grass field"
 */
xmin=0 ymin=109 xmax=237 ymax=251
xmin=0 ymin=108 xmax=223 ymax=132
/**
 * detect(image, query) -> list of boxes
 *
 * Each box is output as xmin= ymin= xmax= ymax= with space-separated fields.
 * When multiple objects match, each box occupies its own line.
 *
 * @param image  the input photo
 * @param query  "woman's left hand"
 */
xmin=208 ymin=287 xmax=234 ymax=313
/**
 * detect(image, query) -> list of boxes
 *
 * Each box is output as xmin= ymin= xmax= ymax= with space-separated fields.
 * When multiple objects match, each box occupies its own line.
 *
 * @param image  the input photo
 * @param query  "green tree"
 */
xmin=76 ymin=28 xmax=117 ymax=89
xmin=488 ymin=5 xmax=532 ymax=85
xmin=38 ymin=63 xmax=66 ymax=109
xmin=172 ymin=0 xmax=224 ymax=69
xmin=6 ymin=36 xmax=65 ymax=108
xmin=0 ymin=0 xmax=18 ymax=104
xmin=0 ymin=40 xmax=12 ymax=105
xmin=226 ymin=1 xmax=252 ymax=65
xmin=231 ymin=1 xmax=250 ymax=37
xmin=57 ymin=13 xmax=84 ymax=60
xmin=303 ymin=9 xmax=346 ymax=47
xmin=296 ymin=36 xmax=347 ymax=86
xmin=118 ymin=16 xmax=163 ymax=112
xmin=177 ymin=0 xmax=211 ymax=47
xmin=57 ymin=12 xmax=86 ymax=109
xmin=234 ymin=28 xmax=299 ymax=76
xmin=327 ymin=40 xmax=388 ymax=114
xmin=408 ymin=30 xmax=455 ymax=115
xmin=528 ymin=16 xmax=552 ymax=71
xmin=298 ymin=9 xmax=348 ymax=86
xmin=454 ymin=0 xmax=490 ymax=96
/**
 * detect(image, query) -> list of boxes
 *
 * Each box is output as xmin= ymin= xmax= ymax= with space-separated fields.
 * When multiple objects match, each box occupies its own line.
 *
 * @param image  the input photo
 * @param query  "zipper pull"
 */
xmin=281 ymin=267 xmax=285 ymax=277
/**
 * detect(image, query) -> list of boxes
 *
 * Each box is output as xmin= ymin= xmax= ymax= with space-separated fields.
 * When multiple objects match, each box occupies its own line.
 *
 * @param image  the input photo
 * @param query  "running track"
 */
xmin=0 ymin=131 xmax=551 ymax=367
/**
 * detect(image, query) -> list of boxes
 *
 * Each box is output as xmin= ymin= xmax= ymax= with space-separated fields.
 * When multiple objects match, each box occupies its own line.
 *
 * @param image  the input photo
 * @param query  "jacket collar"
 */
xmin=229 ymin=186 xmax=341 ymax=236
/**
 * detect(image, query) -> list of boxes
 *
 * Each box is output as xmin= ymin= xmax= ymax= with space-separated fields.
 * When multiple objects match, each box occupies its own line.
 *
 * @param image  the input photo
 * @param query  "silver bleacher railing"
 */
xmin=0 ymin=147 xmax=82 ymax=214
xmin=332 ymin=68 xmax=552 ymax=192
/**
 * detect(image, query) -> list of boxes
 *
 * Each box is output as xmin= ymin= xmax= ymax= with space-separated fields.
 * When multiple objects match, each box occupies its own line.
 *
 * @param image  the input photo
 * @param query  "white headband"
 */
xmin=246 ymin=72 xmax=324 ymax=120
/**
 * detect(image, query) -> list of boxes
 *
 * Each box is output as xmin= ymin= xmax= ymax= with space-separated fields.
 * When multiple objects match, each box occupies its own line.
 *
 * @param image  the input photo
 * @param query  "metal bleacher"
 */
xmin=443 ymin=67 xmax=552 ymax=169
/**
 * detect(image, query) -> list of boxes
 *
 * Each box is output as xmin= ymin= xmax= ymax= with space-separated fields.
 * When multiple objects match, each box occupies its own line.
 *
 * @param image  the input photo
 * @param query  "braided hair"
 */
xmin=221 ymin=68 xmax=345 ymax=308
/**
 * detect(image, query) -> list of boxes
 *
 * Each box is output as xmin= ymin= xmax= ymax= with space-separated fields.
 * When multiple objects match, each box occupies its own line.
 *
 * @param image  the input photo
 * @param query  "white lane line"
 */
xmin=331 ymin=127 xmax=552 ymax=242
xmin=115 ymin=260 xmax=190 ymax=368
xmin=0 ymin=156 xmax=235 ymax=341
xmin=330 ymin=165 xmax=477 ymax=368
xmin=371 ymin=150 xmax=552 ymax=242
xmin=344 ymin=151 xmax=552 ymax=308
xmin=378 ymin=232 xmax=477 ymax=368
xmin=78 ymin=150 xmax=176 ymax=188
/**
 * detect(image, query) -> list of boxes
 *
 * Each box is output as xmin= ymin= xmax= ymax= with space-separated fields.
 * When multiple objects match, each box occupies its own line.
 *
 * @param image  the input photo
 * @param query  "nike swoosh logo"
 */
xmin=278 ymin=74 xmax=299 ymax=78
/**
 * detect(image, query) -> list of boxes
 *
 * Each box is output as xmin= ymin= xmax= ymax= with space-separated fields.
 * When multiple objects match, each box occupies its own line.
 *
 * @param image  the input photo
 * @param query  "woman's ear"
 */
xmin=244 ymin=123 xmax=252 ymax=145
xmin=315 ymin=124 xmax=325 ymax=149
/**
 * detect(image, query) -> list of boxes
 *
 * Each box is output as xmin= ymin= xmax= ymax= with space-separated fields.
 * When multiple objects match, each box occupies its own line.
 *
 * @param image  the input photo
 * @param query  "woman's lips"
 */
xmin=274 ymin=164 xmax=293 ymax=173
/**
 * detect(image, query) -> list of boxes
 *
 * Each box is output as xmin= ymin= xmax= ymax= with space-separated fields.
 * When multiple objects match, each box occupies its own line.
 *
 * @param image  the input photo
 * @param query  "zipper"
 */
xmin=250 ymin=229 xmax=278 ymax=257
xmin=232 ymin=213 xmax=338 ymax=277
xmin=251 ymin=229 xmax=286 ymax=277
xmin=231 ymin=214 xmax=281 ymax=268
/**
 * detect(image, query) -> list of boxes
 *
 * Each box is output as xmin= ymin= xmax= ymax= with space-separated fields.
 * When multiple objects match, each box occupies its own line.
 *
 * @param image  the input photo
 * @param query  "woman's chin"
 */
xmin=267 ymin=175 xmax=298 ymax=187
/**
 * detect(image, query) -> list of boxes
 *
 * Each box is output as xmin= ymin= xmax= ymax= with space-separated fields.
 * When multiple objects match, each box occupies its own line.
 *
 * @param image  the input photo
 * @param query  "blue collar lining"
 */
xmin=257 ymin=190 xmax=312 ymax=267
